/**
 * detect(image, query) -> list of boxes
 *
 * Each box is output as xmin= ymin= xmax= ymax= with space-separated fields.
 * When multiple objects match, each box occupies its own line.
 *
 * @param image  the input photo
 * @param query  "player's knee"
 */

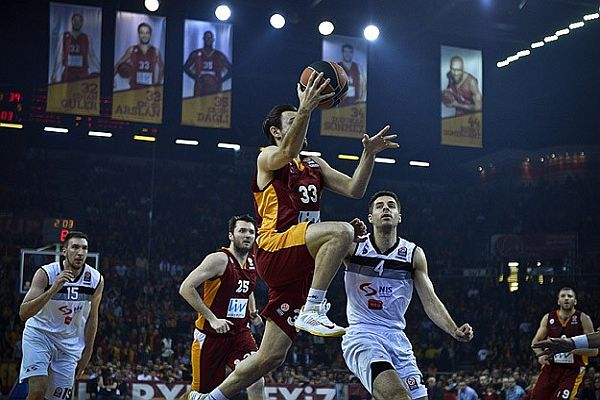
xmin=261 ymin=351 xmax=286 ymax=370
xmin=334 ymin=222 xmax=354 ymax=246
xmin=27 ymin=387 xmax=46 ymax=400
xmin=373 ymin=384 xmax=410 ymax=400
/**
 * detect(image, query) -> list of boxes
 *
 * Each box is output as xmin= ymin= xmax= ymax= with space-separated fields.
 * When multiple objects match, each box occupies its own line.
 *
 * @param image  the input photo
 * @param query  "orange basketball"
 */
xmin=117 ymin=63 xmax=134 ymax=79
xmin=300 ymin=61 xmax=348 ymax=109
xmin=441 ymin=89 xmax=456 ymax=106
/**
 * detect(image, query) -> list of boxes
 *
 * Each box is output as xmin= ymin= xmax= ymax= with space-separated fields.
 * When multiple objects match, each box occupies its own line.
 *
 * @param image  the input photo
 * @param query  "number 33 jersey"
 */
xmin=195 ymin=248 xmax=257 ymax=336
xmin=25 ymin=262 xmax=102 ymax=352
xmin=253 ymin=157 xmax=323 ymax=235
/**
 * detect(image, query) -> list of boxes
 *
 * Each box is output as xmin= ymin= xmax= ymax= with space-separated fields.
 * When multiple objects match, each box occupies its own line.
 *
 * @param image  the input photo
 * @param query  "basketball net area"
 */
xmin=19 ymin=244 xmax=100 ymax=294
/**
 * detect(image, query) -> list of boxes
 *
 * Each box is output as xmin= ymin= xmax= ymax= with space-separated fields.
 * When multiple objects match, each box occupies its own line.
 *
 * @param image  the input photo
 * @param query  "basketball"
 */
xmin=300 ymin=61 xmax=348 ymax=109
xmin=117 ymin=63 xmax=133 ymax=79
xmin=442 ymin=89 xmax=456 ymax=106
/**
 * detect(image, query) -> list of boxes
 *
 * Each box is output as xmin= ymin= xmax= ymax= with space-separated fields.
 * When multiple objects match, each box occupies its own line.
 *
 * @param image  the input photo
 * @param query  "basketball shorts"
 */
xmin=342 ymin=328 xmax=427 ymax=399
xmin=190 ymin=328 xmax=258 ymax=392
xmin=256 ymin=222 xmax=315 ymax=341
xmin=19 ymin=327 xmax=80 ymax=399
xmin=531 ymin=363 xmax=585 ymax=400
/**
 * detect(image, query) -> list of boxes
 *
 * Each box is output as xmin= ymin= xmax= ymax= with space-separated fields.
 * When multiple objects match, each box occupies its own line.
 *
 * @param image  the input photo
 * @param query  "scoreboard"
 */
xmin=42 ymin=217 xmax=76 ymax=244
xmin=0 ymin=88 xmax=24 ymax=127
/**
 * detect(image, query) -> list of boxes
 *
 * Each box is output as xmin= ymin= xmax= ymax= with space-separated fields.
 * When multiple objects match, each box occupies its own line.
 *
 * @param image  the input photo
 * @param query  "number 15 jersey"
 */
xmin=25 ymin=262 xmax=102 ymax=353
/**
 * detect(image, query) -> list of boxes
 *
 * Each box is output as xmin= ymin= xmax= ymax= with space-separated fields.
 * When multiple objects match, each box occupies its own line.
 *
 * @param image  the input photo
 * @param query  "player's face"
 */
xmin=63 ymin=238 xmax=88 ymax=270
xmin=450 ymin=59 xmax=464 ymax=83
xmin=342 ymin=48 xmax=353 ymax=62
xmin=203 ymin=32 xmax=215 ymax=47
xmin=229 ymin=221 xmax=256 ymax=253
xmin=72 ymin=15 xmax=83 ymax=31
xmin=557 ymin=289 xmax=576 ymax=310
xmin=138 ymin=26 xmax=152 ymax=45
xmin=368 ymin=196 xmax=401 ymax=228
xmin=278 ymin=111 xmax=307 ymax=148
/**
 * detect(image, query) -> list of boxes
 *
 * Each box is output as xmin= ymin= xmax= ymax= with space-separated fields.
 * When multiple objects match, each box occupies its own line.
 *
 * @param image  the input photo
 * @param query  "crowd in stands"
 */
xmin=1 ymin=148 xmax=600 ymax=398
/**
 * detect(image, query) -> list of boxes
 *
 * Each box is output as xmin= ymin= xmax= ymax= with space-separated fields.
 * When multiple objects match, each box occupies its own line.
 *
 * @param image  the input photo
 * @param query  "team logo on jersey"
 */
xmin=304 ymin=158 xmax=320 ymax=168
xmin=280 ymin=303 xmax=290 ymax=312
xmin=397 ymin=247 xmax=407 ymax=256
xmin=406 ymin=376 xmax=421 ymax=391
xmin=572 ymin=316 xmax=578 ymax=324
xmin=83 ymin=271 xmax=91 ymax=283
xmin=53 ymin=388 xmax=63 ymax=398
xmin=359 ymin=283 xmax=377 ymax=296
xmin=549 ymin=318 xmax=555 ymax=325
xmin=247 ymin=258 xmax=255 ymax=269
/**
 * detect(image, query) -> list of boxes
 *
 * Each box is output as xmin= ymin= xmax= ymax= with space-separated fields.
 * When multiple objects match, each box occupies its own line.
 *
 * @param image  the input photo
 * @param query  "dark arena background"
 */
xmin=1 ymin=0 xmax=600 ymax=399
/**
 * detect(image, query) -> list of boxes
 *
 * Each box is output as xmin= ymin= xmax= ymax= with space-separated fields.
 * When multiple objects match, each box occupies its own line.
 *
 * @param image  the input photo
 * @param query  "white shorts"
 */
xmin=342 ymin=328 xmax=427 ymax=399
xmin=19 ymin=327 xmax=80 ymax=399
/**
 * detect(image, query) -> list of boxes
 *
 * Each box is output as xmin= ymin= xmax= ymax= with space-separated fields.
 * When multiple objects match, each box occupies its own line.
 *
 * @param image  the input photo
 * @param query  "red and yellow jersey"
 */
xmin=446 ymin=72 xmax=478 ymax=116
xmin=546 ymin=310 xmax=587 ymax=368
xmin=253 ymin=157 xmax=323 ymax=235
xmin=62 ymin=32 xmax=89 ymax=72
xmin=191 ymin=49 xmax=229 ymax=96
xmin=194 ymin=248 xmax=257 ymax=336
xmin=130 ymin=45 xmax=158 ymax=88
xmin=339 ymin=61 xmax=361 ymax=104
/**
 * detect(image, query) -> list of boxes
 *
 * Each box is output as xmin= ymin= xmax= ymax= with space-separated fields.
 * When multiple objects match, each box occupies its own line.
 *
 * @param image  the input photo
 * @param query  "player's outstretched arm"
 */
xmin=258 ymin=72 xmax=332 ymax=173
xmin=19 ymin=268 xmax=74 ymax=321
xmin=413 ymin=247 xmax=473 ymax=342
xmin=571 ymin=313 xmax=599 ymax=357
xmin=312 ymin=126 xmax=398 ymax=199
xmin=179 ymin=252 xmax=233 ymax=333
xmin=77 ymin=276 xmax=104 ymax=379
xmin=533 ymin=332 xmax=600 ymax=356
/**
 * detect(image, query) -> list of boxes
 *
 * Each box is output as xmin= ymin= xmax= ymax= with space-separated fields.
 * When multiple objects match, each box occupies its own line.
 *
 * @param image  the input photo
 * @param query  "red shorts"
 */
xmin=256 ymin=223 xmax=315 ymax=341
xmin=531 ymin=363 xmax=585 ymax=400
xmin=190 ymin=329 xmax=258 ymax=392
xmin=61 ymin=68 xmax=89 ymax=82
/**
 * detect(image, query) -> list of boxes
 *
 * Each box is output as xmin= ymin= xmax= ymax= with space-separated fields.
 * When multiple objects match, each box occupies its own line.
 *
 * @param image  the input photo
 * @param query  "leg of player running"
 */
xmin=26 ymin=376 xmax=49 ymax=400
xmin=294 ymin=221 xmax=354 ymax=336
xmin=372 ymin=370 xmax=412 ymax=400
xmin=246 ymin=377 xmax=265 ymax=400
xmin=196 ymin=320 xmax=291 ymax=400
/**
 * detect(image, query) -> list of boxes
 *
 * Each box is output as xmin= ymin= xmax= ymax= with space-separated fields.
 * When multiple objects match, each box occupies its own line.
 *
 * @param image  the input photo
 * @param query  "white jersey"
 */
xmin=24 ymin=262 xmax=102 ymax=353
xmin=345 ymin=235 xmax=417 ymax=331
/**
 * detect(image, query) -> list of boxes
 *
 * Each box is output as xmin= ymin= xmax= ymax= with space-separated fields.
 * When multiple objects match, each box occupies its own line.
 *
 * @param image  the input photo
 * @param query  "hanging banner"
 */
xmin=441 ymin=46 xmax=483 ymax=148
xmin=321 ymin=35 xmax=367 ymax=138
xmin=112 ymin=11 xmax=165 ymax=124
xmin=47 ymin=2 xmax=101 ymax=115
xmin=181 ymin=20 xmax=232 ymax=129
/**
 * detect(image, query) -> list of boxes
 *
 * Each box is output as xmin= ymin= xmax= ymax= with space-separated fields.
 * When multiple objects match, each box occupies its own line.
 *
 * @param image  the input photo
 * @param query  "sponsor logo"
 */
xmin=378 ymin=286 xmax=393 ymax=298
xmin=367 ymin=299 xmax=383 ymax=310
xmin=572 ymin=315 xmax=578 ymax=325
xmin=25 ymin=365 xmax=39 ymax=373
xmin=549 ymin=318 xmax=555 ymax=325
xmin=360 ymin=283 xmax=377 ymax=296
xmin=276 ymin=308 xmax=285 ymax=316
xmin=248 ymin=258 xmax=255 ymax=269
xmin=83 ymin=271 xmax=91 ymax=283
xmin=406 ymin=375 xmax=421 ymax=391
xmin=53 ymin=388 xmax=63 ymax=398
xmin=397 ymin=247 xmax=407 ymax=256
xmin=280 ymin=303 xmax=290 ymax=312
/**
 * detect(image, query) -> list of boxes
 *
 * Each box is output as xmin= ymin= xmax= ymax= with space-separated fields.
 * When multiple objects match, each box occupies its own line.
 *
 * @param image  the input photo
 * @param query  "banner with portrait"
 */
xmin=112 ymin=11 xmax=166 ymax=124
xmin=181 ymin=20 xmax=232 ymax=129
xmin=321 ymin=35 xmax=367 ymax=138
xmin=441 ymin=45 xmax=483 ymax=148
xmin=47 ymin=2 xmax=101 ymax=116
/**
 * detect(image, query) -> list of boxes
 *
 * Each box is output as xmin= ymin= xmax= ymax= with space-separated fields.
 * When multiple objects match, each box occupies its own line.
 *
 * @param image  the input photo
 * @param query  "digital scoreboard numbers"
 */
xmin=0 ymin=88 xmax=24 ymax=128
xmin=42 ymin=218 xmax=76 ymax=244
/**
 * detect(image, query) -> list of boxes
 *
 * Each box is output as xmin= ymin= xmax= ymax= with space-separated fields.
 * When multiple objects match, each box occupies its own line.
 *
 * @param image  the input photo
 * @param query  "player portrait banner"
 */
xmin=112 ymin=11 xmax=166 ymax=124
xmin=440 ymin=45 xmax=483 ymax=148
xmin=320 ymin=35 xmax=367 ymax=138
xmin=181 ymin=20 xmax=232 ymax=129
xmin=47 ymin=2 xmax=101 ymax=116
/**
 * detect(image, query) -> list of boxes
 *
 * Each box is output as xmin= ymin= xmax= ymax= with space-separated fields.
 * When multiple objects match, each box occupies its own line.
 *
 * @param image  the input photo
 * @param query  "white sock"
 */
xmin=305 ymin=288 xmax=326 ymax=309
xmin=207 ymin=388 xmax=228 ymax=400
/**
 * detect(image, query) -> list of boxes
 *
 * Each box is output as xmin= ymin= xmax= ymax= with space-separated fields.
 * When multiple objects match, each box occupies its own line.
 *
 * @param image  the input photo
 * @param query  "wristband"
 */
xmin=572 ymin=334 xmax=589 ymax=349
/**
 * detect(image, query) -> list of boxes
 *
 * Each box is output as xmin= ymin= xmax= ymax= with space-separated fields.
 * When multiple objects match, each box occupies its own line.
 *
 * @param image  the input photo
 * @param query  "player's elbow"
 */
xmin=19 ymin=306 xmax=30 ymax=321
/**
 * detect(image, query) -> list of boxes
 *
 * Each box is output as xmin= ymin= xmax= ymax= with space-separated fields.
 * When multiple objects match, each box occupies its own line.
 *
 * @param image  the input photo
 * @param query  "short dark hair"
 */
xmin=368 ymin=191 xmax=400 ymax=213
xmin=342 ymin=44 xmax=353 ymax=52
xmin=63 ymin=231 xmax=89 ymax=247
xmin=138 ymin=22 xmax=152 ymax=33
xmin=262 ymin=104 xmax=297 ymax=145
xmin=558 ymin=287 xmax=576 ymax=297
xmin=228 ymin=214 xmax=257 ymax=234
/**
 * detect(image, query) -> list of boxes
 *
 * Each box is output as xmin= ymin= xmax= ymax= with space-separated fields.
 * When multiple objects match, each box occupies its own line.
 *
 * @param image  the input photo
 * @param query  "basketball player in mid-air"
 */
xmin=342 ymin=191 xmax=473 ymax=400
xmin=179 ymin=215 xmax=264 ymax=400
xmin=189 ymin=72 xmax=397 ymax=400
xmin=51 ymin=13 xmax=100 ymax=83
xmin=530 ymin=287 xmax=597 ymax=399
xmin=183 ymin=30 xmax=232 ymax=97
xmin=18 ymin=231 xmax=104 ymax=400
xmin=114 ymin=22 xmax=164 ymax=89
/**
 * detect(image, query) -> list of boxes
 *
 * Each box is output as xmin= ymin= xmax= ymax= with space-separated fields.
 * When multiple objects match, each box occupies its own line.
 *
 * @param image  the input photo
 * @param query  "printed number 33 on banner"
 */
xmin=298 ymin=185 xmax=318 ymax=204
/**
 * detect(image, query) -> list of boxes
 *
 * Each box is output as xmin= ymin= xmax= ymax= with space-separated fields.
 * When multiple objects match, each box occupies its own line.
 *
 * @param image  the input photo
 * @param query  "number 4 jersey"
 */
xmin=24 ymin=262 xmax=102 ymax=353
xmin=195 ymin=248 xmax=257 ymax=336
